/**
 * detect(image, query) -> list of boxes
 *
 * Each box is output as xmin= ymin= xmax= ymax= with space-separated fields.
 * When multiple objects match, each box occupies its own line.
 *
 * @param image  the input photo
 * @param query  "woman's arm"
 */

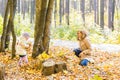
xmin=80 ymin=39 xmax=92 ymax=56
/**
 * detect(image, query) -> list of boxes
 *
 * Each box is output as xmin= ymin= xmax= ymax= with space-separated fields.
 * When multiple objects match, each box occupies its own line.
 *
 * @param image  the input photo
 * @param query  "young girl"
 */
xmin=73 ymin=30 xmax=92 ymax=58
xmin=17 ymin=32 xmax=31 ymax=67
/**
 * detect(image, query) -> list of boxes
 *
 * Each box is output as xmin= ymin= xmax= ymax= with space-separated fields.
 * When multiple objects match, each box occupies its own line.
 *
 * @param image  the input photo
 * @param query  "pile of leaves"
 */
xmin=0 ymin=46 xmax=120 ymax=80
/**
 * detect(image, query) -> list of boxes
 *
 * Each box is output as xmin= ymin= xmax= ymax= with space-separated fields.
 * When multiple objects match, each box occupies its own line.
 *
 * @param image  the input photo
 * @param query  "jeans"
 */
xmin=73 ymin=48 xmax=82 ymax=57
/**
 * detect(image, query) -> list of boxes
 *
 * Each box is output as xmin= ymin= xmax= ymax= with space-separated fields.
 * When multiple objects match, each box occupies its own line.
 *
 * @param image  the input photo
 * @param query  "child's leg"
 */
xmin=23 ymin=55 xmax=28 ymax=63
xmin=73 ymin=48 xmax=82 ymax=57
xmin=18 ymin=57 xmax=22 ymax=66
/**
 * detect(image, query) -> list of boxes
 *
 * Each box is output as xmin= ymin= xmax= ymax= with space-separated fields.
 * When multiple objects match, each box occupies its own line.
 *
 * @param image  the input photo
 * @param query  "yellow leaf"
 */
xmin=90 ymin=75 xmax=102 ymax=80
xmin=38 ymin=51 xmax=50 ymax=60
xmin=58 ymin=51 xmax=64 ymax=56
xmin=41 ymin=51 xmax=50 ymax=59
xmin=38 ymin=55 xmax=43 ymax=60
xmin=26 ymin=70 xmax=35 ymax=74
xmin=63 ymin=70 xmax=68 ymax=74
xmin=103 ymin=64 xmax=112 ymax=71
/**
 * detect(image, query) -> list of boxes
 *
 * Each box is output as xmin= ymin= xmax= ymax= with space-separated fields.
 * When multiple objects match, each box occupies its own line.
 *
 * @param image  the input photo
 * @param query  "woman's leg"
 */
xmin=73 ymin=48 xmax=82 ymax=57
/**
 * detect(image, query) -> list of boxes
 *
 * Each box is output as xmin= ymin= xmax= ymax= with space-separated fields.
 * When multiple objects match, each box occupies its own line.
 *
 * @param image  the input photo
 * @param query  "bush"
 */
xmin=51 ymin=25 xmax=78 ymax=41
xmin=51 ymin=23 xmax=120 ymax=44
xmin=0 ymin=16 xmax=3 ymax=35
xmin=14 ymin=14 xmax=34 ymax=37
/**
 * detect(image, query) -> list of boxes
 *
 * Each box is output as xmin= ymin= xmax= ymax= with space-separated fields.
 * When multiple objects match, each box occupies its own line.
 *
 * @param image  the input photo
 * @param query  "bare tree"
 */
xmin=5 ymin=0 xmax=17 ymax=49
xmin=1 ymin=0 xmax=7 ymax=17
xmin=32 ymin=0 xmax=54 ymax=58
xmin=22 ymin=0 xmax=25 ymax=19
xmin=94 ymin=0 xmax=99 ymax=25
xmin=59 ymin=0 xmax=64 ymax=25
xmin=43 ymin=0 xmax=54 ymax=53
xmin=54 ymin=0 xmax=57 ymax=27
xmin=89 ymin=0 xmax=93 ymax=12
xmin=0 ymin=0 xmax=9 ymax=52
xmin=100 ymin=0 xmax=104 ymax=29
xmin=96 ymin=0 xmax=99 ymax=25
xmin=73 ymin=0 xmax=77 ymax=10
xmin=65 ymin=0 xmax=70 ymax=25
xmin=30 ymin=0 xmax=35 ymax=23
xmin=80 ymin=0 xmax=85 ymax=26
xmin=108 ymin=0 xmax=115 ymax=31
xmin=10 ymin=0 xmax=17 ymax=58
xmin=0 ymin=0 xmax=17 ymax=59
xmin=18 ymin=0 xmax=20 ymax=13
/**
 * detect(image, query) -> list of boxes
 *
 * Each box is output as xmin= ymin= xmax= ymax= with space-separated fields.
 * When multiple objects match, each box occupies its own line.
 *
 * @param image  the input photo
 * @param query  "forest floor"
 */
xmin=0 ymin=39 xmax=120 ymax=80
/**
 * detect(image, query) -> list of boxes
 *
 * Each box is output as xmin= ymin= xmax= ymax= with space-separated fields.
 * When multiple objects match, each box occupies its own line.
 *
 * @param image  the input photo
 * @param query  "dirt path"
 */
xmin=51 ymin=39 xmax=120 ymax=53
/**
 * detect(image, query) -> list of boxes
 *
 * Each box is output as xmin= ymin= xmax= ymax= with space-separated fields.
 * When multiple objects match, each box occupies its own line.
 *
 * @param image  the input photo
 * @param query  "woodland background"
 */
xmin=0 ymin=0 xmax=120 ymax=43
xmin=0 ymin=0 xmax=120 ymax=80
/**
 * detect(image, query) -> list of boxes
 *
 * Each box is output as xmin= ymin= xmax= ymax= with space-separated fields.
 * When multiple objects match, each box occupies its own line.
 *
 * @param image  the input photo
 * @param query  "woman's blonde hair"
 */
xmin=77 ymin=30 xmax=87 ymax=40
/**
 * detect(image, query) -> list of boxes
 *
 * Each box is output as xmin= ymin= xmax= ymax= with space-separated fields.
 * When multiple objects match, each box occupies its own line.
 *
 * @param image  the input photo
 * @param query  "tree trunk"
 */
xmin=100 ymin=0 xmax=104 ymax=29
xmin=24 ymin=0 xmax=27 ymax=13
xmin=54 ymin=0 xmax=57 ymax=27
xmin=94 ymin=0 xmax=97 ymax=24
xmin=111 ymin=0 xmax=115 ymax=31
xmin=96 ymin=0 xmax=99 ymax=25
xmin=1 ymin=0 xmax=7 ymax=17
xmin=30 ymin=0 xmax=35 ymax=23
xmin=32 ymin=0 xmax=49 ymax=58
xmin=18 ymin=0 xmax=20 ymax=13
xmin=108 ymin=0 xmax=115 ymax=30
xmin=5 ymin=20 xmax=11 ymax=49
xmin=0 ymin=1 xmax=2 ymax=15
xmin=5 ymin=0 xmax=17 ymax=49
xmin=89 ymin=0 xmax=92 ymax=12
xmin=116 ymin=0 xmax=119 ymax=19
xmin=74 ymin=0 xmax=77 ymax=10
xmin=0 ymin=0 xmax=9 ymax=52
xmin=89 ymin=0 xmax=94 ymax=12
xmin=80 ymin=0 xmax=85 ymax=26
xmin=104 ymin=0 xmax=107 ymax=10
xmin=94 ymin=0 xmax=99 ymax=25
xmin=55 ymin=61 xmax=67 ymax=73
xmin=42 ymin=59 xmax=55 ymax=76
xmin=10 ymin=0 xmax=17 ymax=59
xmin=65 ymin=0 xmax=70 ymax=25
xmin=27 ymin=0 xmax=30 ymax=13
xmin=42 ymin=59 xmax=67 ymax=76
xmin=62 ymin=0 xmax=65 ymax=17
xmin=43 ymin=0 xmax=54 ymax=53
xmin=0 ymin=63 xmax=5 ymax=80
xmin=118 ymin=0 xmax=120 ymax=8
xmin=22 ymin=0 xmax=25 ymax=20
xmin=18 ymin=0 xmax=21 ymax=23
xmin=108 ymin=0 xmax=112 ymax=29
xmin=59 ymin=0 xmax=63 ymax=25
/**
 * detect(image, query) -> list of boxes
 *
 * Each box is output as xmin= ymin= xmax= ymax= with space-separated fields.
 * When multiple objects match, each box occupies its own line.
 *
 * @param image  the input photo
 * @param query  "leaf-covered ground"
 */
xmin=1 ymin=46 xmax=120 ymax=80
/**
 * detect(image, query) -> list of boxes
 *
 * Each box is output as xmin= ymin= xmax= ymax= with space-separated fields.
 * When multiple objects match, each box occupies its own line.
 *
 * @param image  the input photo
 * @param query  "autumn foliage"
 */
xmin=0 ymin=46 xmax=120 ymax=80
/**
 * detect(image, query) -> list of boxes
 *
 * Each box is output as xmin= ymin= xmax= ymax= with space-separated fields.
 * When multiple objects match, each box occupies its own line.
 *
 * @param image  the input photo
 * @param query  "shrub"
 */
xmin=0 ymin=16 xmax=3 ymax=35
